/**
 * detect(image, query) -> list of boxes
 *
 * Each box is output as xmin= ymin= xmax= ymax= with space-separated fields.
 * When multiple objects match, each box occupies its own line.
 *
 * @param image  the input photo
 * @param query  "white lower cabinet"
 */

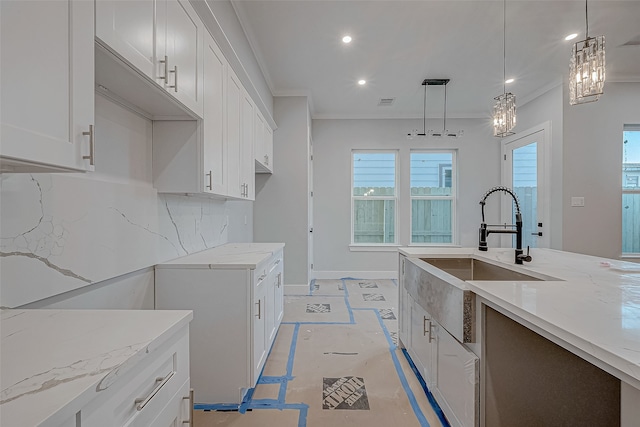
xmin=82 ymin=329 xmax=191 ymax=427
xmin=400 ymin=255 xmax=479 ymax=427
xmin=155 ymin=245 xmax=284 ymax=404
xmin=432 ymin=321 xmax=479 ymax=427
xmin=409 ymin=296 xmax=436 ymax=387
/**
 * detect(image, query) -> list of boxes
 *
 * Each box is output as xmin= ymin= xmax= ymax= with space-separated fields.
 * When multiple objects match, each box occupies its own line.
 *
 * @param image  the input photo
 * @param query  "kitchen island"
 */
xmin=398 ymin=247 xmax=640 ymax=427
xmin=0 ymin=309 xmax=193 ymax=426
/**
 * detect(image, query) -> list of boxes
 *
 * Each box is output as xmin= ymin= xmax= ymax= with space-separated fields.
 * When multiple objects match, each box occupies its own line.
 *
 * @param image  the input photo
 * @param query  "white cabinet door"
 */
xmin=226 ymin=69 xmax=242 ymax=199
xmin=398 ymin=257 xmax=410 ymax=348
xmin=409 ymin=296 xmax=436 ymax=387
xmin=1 ymin=0 xmax=94 ymax=172
xmin=253 ymin=277 xmax=267 ymax=383
xmin=433 ymin=324 xmax=479 ymax=427
xmin=255 ymin=110 xmax=273 ymax=174
xmin=241 ymin=90 xmax=255 ymax=200
xmin=159 ymin=0 xmax=203 ymax=117
xmin=203 ymin=32 xmax=227 ymax=195
xmin=264 ymin=125 xmax=274 ymax=172
xmin=95 ymin=0 xmax=155 ymax=79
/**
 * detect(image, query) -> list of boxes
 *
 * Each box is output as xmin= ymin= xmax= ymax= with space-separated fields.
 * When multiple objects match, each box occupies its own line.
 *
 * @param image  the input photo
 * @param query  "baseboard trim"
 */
xmin=312 ymin=271 xmax=398 ymax=280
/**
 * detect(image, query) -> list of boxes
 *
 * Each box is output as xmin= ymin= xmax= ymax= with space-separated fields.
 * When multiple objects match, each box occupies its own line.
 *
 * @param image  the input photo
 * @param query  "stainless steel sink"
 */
xmin=420 ymin=258 xmax=543 ymax=281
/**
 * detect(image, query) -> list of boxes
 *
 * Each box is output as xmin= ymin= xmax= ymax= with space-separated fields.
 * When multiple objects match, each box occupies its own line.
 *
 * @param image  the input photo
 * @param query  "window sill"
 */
xmin=349 ymin=245 xmax=402 ymax=252
xmin=408 ymin=243 xmax=461 ymax=248
xmin=620 ymin=254 xmax=640 ymax=261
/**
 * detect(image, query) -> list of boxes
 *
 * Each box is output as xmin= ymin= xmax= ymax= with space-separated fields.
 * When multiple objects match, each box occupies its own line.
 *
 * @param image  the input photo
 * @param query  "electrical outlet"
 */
xmin=571 ymin=196 xmax=585 ymax=207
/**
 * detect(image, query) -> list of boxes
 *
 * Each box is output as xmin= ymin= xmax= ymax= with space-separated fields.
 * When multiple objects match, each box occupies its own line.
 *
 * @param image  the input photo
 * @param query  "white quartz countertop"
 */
xmin=399 ymin=247 xmax=640 ymax=388
xmin=156 ymin=242 xmax=285 ymax=269
xmin=0 ymin=309 xmax=193 ymax=427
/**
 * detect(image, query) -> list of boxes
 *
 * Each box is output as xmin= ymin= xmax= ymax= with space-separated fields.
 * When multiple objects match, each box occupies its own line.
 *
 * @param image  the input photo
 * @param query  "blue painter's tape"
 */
xmin=402 ymin=348 xmax=451 ymax=427
xmin=352 ymin=308 xmax=432 ymax=427
xmin=309 ymin=278 xmax=316 ymax=295
xmin=194 ymin=403 xmax=239 ymax=411
xmin=238 ymin=387 xmax=256 ymax=414
xmin=391 ymin=278 xmax=399 ymax=287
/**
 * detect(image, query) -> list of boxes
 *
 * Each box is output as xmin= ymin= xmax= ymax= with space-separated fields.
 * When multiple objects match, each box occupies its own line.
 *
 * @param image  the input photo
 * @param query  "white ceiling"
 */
xmin=232 ymin=0 xmax=640 ymax=120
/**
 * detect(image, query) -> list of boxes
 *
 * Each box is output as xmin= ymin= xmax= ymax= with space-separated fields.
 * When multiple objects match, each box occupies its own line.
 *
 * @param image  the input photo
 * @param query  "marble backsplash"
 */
xmin=0 ymin=173 xmax=236 ymax=307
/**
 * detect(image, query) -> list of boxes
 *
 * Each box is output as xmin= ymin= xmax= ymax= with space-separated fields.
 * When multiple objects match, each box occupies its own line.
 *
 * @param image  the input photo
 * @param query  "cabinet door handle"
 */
xmin=256 ymin=299 xmax=261 ymax=319
xmin=205 ymin=171 xmax=212 ymax=190
xmin=428 ymin=321 xmax=435 ymax=343
xmin=159 ymin=56 xmax=169 ymax=81
xmin=134 ymin=371 xmax=175 ymax=410
xmin=274 ymin=259 xmax=281 ymax=266
xmin=182 ymin=388 xmax=194 ymax=426
xmin=169 ymin=65 xmax=178 ymax=92
xmin=264 ymin=154 xmax=269 ymax=165
xmin=82 ymin=124 xmax=94 ymax=166
xmin=423 ymin=316 xmax=428 ymax=336
xmin=277 ymin=272 xmax=282 ymax=288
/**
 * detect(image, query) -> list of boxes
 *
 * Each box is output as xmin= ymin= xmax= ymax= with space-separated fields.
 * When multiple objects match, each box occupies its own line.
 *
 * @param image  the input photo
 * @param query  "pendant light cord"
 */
xmin=585 ymin=0 xmax=589 ymax=38
xmin=443 ymin=83 xmax=447 ymax=131
xmin=502 ymin=0 xmax=506 ymax=95
xmin=423 ymin=83 xmax=426 ymax=135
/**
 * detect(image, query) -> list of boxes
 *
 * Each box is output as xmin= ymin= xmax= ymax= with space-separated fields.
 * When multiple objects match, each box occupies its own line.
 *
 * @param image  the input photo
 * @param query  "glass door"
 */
xmin=502 ymin=126 xmax=550 ymax=249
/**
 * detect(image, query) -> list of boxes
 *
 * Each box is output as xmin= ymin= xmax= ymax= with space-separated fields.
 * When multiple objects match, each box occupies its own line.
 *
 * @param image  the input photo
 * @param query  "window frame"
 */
xmin=409 ymin=149 xmax=458 ymax=246
xmin=350 ymin=150 xmax=399 ymax=246
xmin=622 ymin=124 xmax=640 ymax=257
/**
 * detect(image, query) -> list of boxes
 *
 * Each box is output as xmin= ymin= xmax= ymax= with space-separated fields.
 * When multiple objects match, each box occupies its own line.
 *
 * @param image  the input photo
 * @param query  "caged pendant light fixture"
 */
xmin=569 ymin=0 xmax=605 ymax=105
xmin=492 ymin=0 xmax=516 ymax=137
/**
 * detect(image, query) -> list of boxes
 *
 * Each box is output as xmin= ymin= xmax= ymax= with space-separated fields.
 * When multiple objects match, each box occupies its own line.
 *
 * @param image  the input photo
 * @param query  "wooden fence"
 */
xmin=354 ymin=187 xmax=640 ymax=251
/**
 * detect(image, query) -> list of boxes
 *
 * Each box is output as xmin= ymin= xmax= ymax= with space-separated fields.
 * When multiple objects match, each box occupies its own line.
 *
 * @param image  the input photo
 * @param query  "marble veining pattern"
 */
xmin=0 ymin=309 xmax=192 ymax=427
xmin=0 ymin=174 xmax=230 ymax=307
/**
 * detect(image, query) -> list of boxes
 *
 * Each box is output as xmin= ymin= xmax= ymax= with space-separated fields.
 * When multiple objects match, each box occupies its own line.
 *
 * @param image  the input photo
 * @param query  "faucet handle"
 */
xmin=520 ymin=246 xmax=532 ymax=262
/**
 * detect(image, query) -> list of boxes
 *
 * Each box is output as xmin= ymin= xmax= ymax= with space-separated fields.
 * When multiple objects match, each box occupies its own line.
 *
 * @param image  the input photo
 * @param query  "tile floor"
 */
xmin=194 ymin=279 xmax=448 ymax=427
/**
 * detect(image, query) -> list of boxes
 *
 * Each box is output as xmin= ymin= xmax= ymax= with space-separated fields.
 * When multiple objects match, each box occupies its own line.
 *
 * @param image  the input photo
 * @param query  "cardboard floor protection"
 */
xmin=194 ymin=278 xmax=446 ymax=427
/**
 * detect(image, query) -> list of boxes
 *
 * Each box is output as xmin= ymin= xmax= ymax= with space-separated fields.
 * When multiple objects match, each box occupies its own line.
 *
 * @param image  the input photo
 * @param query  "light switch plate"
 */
xmin=571 ymin=196 xmax=585 ymax=207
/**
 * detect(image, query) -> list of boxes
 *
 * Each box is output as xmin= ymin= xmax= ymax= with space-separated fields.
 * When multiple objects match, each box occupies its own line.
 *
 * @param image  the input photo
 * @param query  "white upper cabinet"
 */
xmin=156 ymin=0 xmax=204 ymax=117
xmin=95 ymin=0 xmax=155 ymax=78
xmin=95 ymin=0 xmax=203 ymax=119
xmin=241 ymin=90 xmax=255 ymax=200
xmin=202 ymin=32 xmax=227 ymax=195
xmin=226 ymin=69 xmax=243 ymax=199
xmin=255 ymin=110 xmax=274 ymax=174
xmin=1 ymin=0 xmax=95 ymax=173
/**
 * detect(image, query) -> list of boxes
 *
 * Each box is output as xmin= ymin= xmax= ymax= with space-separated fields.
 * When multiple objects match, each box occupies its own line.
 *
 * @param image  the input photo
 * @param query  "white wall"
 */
xmin=311 ymin=118 xmax=501 ymax=277
xmin=0 ymin=95 xmax=253 ymax=308
xmin=512 ymin=84 xmax=564 ymax=250
xmin=254 ymin=96 xmax=310 ymax=286
xmin=562 ymin=82 xmax=640 ymax=260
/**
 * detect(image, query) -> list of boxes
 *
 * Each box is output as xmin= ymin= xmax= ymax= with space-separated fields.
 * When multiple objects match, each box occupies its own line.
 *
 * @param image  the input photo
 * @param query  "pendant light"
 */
xmin=569 ymin=0 xmax=605 ymax=105
xmin=407 ymin=78 xmax=462 ymax=139
xmin=492 ymin=0 xmax=516 ymax=137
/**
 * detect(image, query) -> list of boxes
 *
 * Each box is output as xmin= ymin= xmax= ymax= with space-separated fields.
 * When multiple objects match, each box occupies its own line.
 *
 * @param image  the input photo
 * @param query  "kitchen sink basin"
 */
xmin=420 ymin=257 xmax=543 ymax=281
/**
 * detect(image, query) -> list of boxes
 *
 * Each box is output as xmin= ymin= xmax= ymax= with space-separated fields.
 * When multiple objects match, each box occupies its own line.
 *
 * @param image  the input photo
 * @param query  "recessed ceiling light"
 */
xmin=342 ymin=35 xmax=352 ymax=44
xmin=358 ymin=79 xmax=366 ymax=85
xmin=505 ymin=78 xmax=515 ymax=84
xmin=565 ymin=33 xmax=578 ymax=41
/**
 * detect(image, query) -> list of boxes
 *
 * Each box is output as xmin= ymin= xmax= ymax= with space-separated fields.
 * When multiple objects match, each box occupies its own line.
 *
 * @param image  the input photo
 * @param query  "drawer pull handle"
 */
xmin=274 ymin=259 xmax=281 ymax=266
xmin=82 ymin=124 xmax=94 ymax=166
xmin=134 ymin=371 xmax=175 ymax=411
xmin=182 ymin=388 xmax=194 ymax=426
xmin=258 ymin=273 xmax=267 ymax=282
xmin=428 ymin=321 xmax=435 ymax=343
xmin=423 ymin=316 xmax=428 ymax=336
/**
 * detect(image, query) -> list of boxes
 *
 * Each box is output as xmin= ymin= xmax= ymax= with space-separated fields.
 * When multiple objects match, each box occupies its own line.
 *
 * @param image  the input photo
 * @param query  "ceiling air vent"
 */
xmin=378 ymin=98 xmax=395 ymax=107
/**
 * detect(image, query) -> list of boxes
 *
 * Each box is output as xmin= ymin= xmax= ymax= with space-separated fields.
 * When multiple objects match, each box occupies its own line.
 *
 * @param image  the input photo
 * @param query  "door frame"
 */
xmin=501 ymin=121 xmax=551 ymax=249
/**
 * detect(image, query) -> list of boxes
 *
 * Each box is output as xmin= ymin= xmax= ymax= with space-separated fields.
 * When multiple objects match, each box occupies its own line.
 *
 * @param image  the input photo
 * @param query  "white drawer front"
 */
xmin=83 ymin=329 xmax=189 ymax=427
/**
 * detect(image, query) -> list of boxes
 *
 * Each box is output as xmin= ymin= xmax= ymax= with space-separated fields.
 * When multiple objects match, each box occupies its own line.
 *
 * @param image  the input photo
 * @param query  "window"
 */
xmin=623 ymin=125 xmax=640 ymax=255
xmin=352 ymin=151 xmax=397 ymax=244
xmin=410 ymin=151 xmax=456 ymax=244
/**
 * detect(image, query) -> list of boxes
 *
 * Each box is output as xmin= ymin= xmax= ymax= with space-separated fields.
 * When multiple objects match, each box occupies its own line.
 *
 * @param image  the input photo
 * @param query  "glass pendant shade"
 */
xmin=493 ymin=92 xmax=516 ymax=137
xmin=569 ymin=35 xmax=605 ymax=105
